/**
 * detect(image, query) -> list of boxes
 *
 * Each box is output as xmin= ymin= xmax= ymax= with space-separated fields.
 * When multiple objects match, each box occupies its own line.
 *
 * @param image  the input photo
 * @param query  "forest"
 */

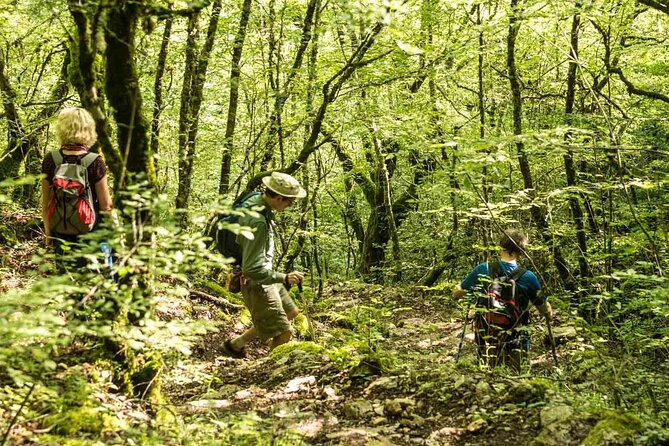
xmin=0 ymin=0 xmax=668 ymax=444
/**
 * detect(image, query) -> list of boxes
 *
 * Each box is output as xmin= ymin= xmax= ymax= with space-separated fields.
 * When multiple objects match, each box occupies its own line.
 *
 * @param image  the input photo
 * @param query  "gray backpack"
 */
xmin=47 ymin=149 xmax=98 ymax=235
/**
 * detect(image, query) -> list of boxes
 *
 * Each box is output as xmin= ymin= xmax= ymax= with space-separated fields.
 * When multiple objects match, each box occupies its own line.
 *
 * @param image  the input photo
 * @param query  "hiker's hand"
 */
xmin=285 ymin=271 xmax=304 ymax=286
xmin=539 ymin=302 xmax=555 ymax=320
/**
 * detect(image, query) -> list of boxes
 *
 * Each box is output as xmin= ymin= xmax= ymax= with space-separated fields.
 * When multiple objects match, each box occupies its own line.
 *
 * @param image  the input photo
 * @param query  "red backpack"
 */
xmin=47 ymin=149 xmax=98 ymax=235
xmin=478 ymin=262 xmax=527 ymax=330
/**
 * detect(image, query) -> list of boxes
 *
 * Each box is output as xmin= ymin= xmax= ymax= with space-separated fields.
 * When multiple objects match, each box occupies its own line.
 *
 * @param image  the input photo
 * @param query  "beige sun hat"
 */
xmin=262 ymin=172 xmax=307 ymax=198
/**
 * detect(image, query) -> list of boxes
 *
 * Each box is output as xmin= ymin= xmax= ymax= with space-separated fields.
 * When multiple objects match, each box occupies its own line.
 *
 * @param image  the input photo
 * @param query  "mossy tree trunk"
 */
xmin=150 ymin=17 xmax=173 ymax=179
xmin=67 ymin=0 xmax=123 ymax=181
xmin=563 ymin=1 xmax=591 ymax=282
xmin=176 ymin=0 xmax=222 ymax=218
xmin=260 ymin=0 xmax=319 ymax=171
xmin=104 ymin=1 xmax=155 ymax=189
xmin=0 ymin=45 xmax=70 ymax=205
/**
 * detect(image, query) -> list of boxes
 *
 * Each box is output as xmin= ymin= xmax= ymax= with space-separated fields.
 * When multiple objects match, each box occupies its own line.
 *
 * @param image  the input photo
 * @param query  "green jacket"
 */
xmin=237 ymin=194 xmax=286 ymax=285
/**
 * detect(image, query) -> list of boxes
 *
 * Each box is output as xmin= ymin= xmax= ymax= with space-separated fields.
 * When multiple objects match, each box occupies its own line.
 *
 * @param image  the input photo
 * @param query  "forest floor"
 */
xmin=1 ymin=211 xmax=666 ymax=445
xmin=158 ymin=284 xmax=589 ymax=446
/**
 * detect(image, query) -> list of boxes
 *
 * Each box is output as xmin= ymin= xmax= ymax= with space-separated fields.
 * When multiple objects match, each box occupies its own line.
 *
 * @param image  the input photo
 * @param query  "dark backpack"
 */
xmin=477 ymin=261 xmax=527 ymax=329
xmin=47 ymin=149 xmax=98 ymax=235
xmin=211 ymin=191 xmax=261 ymax=265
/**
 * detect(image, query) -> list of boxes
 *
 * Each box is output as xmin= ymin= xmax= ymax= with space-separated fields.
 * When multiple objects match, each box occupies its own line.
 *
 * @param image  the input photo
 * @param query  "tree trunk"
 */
xmin=150 ymin=17 xmax=173 ymax=179
xmin=176 ymin=0 xmax=222 ymax=216
xmin=67 ymin=0 xmax=122 ymax=180
xmin=104 ymin=1 xmax=155 ymax=187
xmin=219 ymin=0 xmax=253 ymax=195
xmin=564 ymin=2 xmax=591 ymax=280
xmin=0 ymin=47 xmax=28 ymax=182
xmin=507 ymin=0 xmax=573 ymax=290
xmin=260 ymin=0 xmax=319 ymax=171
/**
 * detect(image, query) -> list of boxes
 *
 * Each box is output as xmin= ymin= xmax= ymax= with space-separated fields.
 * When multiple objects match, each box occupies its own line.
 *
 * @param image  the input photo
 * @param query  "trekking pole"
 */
xmin=456 ymin=299 xmax=473 ymax=363
xmin=545 ymin=314 xmax=559 ymax=366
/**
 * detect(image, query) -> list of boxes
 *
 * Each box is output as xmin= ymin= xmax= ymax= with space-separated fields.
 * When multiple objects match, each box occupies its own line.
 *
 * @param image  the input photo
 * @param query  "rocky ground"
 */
xmin=161 ymin=285 xmax=587 ymax=445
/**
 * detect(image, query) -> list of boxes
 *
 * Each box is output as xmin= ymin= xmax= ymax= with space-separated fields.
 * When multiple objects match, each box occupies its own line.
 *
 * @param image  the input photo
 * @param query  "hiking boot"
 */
xmin=222 ymin=339 xmax=246 ymax=359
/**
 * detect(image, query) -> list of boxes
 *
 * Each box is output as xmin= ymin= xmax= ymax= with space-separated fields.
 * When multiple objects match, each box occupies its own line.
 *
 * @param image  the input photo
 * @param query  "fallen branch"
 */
xmin=190 ymin=289 xmax=244 ymax=310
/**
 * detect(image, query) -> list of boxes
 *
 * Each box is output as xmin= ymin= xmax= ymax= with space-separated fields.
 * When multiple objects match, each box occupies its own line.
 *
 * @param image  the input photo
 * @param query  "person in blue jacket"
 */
xmin=453 ymin=230 xmax=554 ymax=370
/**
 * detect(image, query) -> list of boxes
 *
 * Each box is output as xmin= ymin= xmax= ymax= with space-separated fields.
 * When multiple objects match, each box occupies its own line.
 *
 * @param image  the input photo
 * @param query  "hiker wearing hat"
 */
xmin=223 ymin=172 xmax=307 ymax=357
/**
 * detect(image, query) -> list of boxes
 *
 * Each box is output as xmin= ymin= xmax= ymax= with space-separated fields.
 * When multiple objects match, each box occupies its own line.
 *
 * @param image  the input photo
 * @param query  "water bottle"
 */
xmin=100 ymin=242 xmax=115 ymax=281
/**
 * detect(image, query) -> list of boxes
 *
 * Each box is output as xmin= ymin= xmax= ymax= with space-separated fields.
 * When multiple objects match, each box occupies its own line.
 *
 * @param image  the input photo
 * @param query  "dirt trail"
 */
xmin=164 ymin=286 xmax=556 ymax=445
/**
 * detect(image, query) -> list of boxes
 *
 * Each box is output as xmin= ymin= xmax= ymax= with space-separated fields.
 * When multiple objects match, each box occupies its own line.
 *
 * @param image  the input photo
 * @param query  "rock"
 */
xmin=504 ymin=380 xmax=548 ymax=404
xmin=467 ymin=418 xmax=487 ymax=433
xmin=400 ymin=414 xmax=425 ymax=429
xmin=581 ymin=412 xmax=644 ymax=446
xmin=475 ymin=380 xmax=492 ymax=397
xmin=547 ymin=326 xmax=578 ymax=345
xmin=372 ymin=416 xmax=387 ymax=426
xmin=384 ymin=398 xmax=415 ymax=416
xmin=343 ymin=400 xmax=375 ymax=419
xmin=541 ymin=405 xmax=574 ymax=427
xmin=427 ymin=426 xmax=465 ymax=446
xmin=365 ymin=376 xmax=398 ymax=394
xmin=384 ymin=399 xmax=403 ymax=416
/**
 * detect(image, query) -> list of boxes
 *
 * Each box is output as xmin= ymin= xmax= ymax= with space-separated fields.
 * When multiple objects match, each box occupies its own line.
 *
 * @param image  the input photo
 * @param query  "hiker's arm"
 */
xmin=240 ymin=221 xmax=286 ymax=285
xmin=41 ymin=179 xmax=51 ymax=245
xmin=95 ymin=176 xmax=112 ymax=212
xmin=453 ymin=263 xmax=488 ymax=300
xmin=95 ymin=176 xmax=118 ymax=227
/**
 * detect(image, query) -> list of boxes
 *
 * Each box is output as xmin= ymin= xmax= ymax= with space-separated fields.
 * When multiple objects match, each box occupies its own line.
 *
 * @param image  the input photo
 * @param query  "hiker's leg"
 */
xmin=270 ymin=329 xmax=292 ymax=350
xmin=242 ymin=283 xmax=291 ymax=350
xmin=230 ymin=326 xmax=257 ymax=351
xmin=508 ymin=329 xmax=529 ymax=373
xmin=278 ymin=285 xmax=299 ymax=321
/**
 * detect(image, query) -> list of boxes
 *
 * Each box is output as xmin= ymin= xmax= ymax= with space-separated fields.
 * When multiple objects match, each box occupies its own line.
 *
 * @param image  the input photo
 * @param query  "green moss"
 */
xmin=199 ymin=280 xmax=228 ymax=296
xmin=46 ymin=406 xmax=105 ymax=435
xmin=269 ymin=341 xmax=325 ymax=361
xmin=293 ymin=313 xmax=312 ymax=338
xmin=581 ymin=412 xmax=644 ymax=446
xmin=239 ymin=308 xmax=253 ymax=326
xmin=35 ymin=435 xmax=97 ymax=446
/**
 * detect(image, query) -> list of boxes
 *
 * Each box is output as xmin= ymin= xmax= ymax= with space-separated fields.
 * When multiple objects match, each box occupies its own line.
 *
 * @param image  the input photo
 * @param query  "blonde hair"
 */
xmin=56 ymin=107 xmax=97 ymax=147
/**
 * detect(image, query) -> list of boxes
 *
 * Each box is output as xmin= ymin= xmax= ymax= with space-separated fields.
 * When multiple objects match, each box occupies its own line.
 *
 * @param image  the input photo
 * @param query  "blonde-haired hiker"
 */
xmin=41 ymin=107 xmax=112 ymax=266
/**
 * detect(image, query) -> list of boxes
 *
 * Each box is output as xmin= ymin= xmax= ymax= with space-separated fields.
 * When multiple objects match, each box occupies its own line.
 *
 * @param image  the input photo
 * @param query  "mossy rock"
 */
xmin=529 ymin=405 xmax=598 ymax=446
xmin=581 ymin=411 xmax=644 ymax=446
xmin=504 ymin=379 xmax=549 ymax=405
xmin=312 ymin=311 xmax=356 ymax=329
xmin=269 ymin=341 xmax=325 ymax=362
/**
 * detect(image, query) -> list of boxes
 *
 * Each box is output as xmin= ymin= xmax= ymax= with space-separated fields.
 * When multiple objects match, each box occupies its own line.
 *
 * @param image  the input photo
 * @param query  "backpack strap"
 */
xmin=50 ymin=149 xmax=63 ymax=166
xmin=79 ymin=152 xmax=99 ymax=168
xmin=488 ymin=261 xmax=503 ymax=278
xmin=509 ymin=266 xmax=526 ymax=282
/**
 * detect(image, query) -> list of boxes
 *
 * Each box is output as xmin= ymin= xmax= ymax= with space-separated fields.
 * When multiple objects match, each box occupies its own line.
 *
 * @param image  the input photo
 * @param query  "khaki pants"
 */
xmin=242 ymin=282 xmax=297 ymax=341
